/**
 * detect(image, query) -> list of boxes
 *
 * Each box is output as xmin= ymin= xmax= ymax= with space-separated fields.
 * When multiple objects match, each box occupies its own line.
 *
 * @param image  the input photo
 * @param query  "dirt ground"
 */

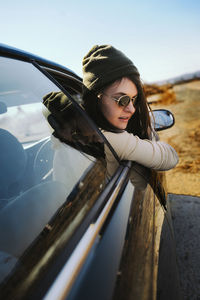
xmin=149 ymin=80 xmax=200 ymax=196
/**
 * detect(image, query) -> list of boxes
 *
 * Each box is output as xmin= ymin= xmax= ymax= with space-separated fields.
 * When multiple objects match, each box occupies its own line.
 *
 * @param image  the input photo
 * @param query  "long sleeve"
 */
xmin=103 ymin=130 xmax=179 ymax=177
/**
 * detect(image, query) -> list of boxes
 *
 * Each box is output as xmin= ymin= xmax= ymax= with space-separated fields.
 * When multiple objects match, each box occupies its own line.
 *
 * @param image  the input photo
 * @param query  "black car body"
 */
xmin=0 ymin=44 xmax=181 ymax=300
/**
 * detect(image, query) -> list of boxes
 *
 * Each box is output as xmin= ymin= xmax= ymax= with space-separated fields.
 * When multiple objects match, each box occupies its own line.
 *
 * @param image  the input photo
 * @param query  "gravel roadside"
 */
xmin=168 ymin=194 xmax=200 ymax=300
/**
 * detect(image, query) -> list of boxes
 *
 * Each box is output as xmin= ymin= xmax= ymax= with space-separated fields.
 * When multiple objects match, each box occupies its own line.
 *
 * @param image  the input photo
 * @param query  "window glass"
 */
xmin=0 ymin=57 xmax=110 ymax=297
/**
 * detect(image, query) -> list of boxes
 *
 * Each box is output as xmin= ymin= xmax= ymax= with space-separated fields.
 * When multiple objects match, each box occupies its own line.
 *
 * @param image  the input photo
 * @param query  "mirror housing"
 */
xmin=150 ymin=109 xmax=175 ymax=131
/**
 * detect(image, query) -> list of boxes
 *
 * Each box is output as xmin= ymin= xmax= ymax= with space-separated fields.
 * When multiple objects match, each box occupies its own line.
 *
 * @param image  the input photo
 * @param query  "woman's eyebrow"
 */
xmin=112 ymin=92 xmax=125 ymax=97
xmin=112 ymin=92 xmax=138 ymax=97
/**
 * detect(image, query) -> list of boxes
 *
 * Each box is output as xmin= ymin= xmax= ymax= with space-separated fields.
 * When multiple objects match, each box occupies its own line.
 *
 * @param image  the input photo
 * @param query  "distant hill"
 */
xmin=155 ymin=70 xmax=200 ymax=85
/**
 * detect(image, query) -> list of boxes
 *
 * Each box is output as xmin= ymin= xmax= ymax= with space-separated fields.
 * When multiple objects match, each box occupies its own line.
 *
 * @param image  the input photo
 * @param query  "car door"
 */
xmin=0 ymin=49 xmax=181 ymax=300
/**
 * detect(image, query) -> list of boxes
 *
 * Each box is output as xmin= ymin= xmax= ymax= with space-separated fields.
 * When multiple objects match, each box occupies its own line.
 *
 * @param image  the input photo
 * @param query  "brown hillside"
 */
xmin=149 ymin=80 xmax=200 ymax=196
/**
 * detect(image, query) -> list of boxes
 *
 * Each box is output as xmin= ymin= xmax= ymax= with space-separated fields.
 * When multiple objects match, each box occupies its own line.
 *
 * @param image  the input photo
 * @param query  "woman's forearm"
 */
xmin=103 ymin=130 xmax=179 ymax=171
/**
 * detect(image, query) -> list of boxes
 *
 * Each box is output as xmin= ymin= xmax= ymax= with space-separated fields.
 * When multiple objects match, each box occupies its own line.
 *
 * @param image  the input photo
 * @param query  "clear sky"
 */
xmin=0 ymin=0 xmax=199 ymax=82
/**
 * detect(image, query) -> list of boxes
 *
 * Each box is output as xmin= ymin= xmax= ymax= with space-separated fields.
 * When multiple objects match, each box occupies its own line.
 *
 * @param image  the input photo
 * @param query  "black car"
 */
xmin=0 ymin=44 xmax=181 ymax=300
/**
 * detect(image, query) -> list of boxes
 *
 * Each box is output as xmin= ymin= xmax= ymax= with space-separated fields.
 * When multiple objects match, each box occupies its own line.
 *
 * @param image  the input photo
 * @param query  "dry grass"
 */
xmin=144 ymin=83 xmax=173 ymax=96
xmin=145 ymin=83 xmax=178 ymax=105
xmin=175 ymin=159 xmax=200 ymax=173
xmin=154 ymin=89 xmax=177 ymax=105
xmin=189 ymin=126 xmax=200 ymax=142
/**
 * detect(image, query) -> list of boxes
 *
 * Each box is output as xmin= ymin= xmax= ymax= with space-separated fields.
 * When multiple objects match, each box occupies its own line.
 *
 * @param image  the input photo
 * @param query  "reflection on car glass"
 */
xmin=0 ymin=123 xmax=106 ymax=287
xmin=0 ymin=57 xmax=108 ymax=296
xmin=43 ymin=91 xmax=105 ymax=159
xmin=0 ymin=57 xmax=61 ymax=144
xmin=150 ymin=110 xmax=174 ymax=130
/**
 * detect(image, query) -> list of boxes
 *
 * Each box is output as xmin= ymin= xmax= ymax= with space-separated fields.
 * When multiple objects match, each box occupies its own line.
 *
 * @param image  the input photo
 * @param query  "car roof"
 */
xmin=0 ymin=43 xmax=82 ymax=81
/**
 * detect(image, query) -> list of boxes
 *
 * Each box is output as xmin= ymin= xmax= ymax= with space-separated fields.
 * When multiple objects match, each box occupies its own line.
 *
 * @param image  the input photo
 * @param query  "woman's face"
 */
xmin=98 ymin=77 xmax=138 ymax=130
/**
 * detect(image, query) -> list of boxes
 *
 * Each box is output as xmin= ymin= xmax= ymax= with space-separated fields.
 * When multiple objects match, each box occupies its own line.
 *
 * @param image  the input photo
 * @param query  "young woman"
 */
xmin=43 ymin=45 xmax=178 ymax=187
xmin=81 ymin=44 xmax=179 ymax=178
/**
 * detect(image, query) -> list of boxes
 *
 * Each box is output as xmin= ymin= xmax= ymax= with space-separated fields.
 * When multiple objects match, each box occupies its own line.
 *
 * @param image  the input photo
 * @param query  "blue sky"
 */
xmin=0 ymin=0 xmax=199 ymax=82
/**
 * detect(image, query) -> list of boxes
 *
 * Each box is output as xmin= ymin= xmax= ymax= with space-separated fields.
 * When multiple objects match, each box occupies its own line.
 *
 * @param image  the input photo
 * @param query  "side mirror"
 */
xmin=150 ymin=109 xmax=175 ymax=131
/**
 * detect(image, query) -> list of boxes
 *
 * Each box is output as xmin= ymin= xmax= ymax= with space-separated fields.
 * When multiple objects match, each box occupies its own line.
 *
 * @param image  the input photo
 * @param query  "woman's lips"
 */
xmin=119 ymin=117 xmax=129 ymax=122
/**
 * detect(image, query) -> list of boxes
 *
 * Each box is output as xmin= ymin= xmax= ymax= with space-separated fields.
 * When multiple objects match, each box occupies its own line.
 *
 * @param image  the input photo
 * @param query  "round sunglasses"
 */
xmin=101 ymin=92 xmax=138 ymax=107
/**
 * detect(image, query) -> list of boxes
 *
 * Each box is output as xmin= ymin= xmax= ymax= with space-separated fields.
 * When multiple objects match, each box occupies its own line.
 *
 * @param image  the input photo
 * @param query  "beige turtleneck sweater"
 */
xmin=102 ymin=130 xmax=179 ymax=178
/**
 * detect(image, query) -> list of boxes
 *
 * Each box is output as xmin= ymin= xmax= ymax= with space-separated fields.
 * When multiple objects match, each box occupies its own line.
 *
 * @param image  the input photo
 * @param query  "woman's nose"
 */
xmin=124 ymin=102 xmax=136 ymax=114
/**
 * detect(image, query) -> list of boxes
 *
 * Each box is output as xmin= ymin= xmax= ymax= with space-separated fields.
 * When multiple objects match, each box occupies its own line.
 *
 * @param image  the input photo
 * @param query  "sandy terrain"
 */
xmin=149 ymin=80 xmax=200 ymax=196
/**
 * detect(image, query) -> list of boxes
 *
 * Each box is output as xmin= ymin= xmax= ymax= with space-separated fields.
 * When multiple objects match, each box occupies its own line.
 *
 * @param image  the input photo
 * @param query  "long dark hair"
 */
xmin=83 ymin=75 xmax=152 ymax=140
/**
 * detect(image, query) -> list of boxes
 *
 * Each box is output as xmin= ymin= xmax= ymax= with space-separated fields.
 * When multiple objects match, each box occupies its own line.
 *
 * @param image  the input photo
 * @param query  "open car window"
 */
xmin=0 ymin=57 xmax=120 ymax=298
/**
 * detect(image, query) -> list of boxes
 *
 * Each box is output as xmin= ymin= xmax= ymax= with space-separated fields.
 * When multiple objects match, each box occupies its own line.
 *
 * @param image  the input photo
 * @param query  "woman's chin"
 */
xmin=106 ymin=118 xmax=128 ymax=131
xmin=112 ymin=123 xmax=127 ymax=130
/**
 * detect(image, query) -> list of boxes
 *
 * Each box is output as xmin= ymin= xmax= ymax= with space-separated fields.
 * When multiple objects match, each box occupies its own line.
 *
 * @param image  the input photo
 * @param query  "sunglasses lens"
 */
xmin=119 ymin=95 xmax=138 ymax=107
xmin=119 ymin=95 xmax=130 ymax=106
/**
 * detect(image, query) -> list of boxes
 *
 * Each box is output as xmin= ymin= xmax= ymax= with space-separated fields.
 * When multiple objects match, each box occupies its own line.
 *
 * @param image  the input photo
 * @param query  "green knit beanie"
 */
xmin=82 ymin=45 xmax=140 ymax=95
xmin=42 ymin=91 xmax=75 ymax=128
xmin=43 ymin=92 xmax=73 ymax=121
xmin=43 ymin=91 xmax=72 ymax=115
